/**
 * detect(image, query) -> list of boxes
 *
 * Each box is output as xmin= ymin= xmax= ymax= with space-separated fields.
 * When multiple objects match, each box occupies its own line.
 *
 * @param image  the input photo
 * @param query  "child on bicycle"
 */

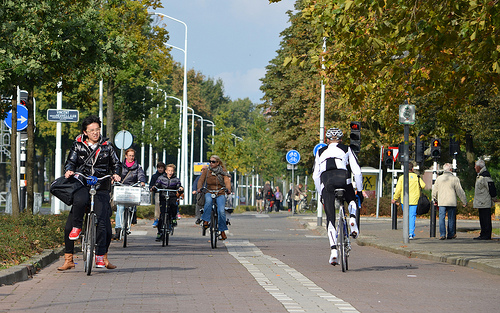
xmin=153 ymin=164 xmax=184 ymax=241
xmin=313 ymin=127 xmax=363 ymax=266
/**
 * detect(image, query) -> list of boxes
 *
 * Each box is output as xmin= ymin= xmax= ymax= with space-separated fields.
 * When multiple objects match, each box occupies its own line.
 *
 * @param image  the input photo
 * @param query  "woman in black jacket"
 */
xmin=58 ymin=115 xmax=121 ymax=271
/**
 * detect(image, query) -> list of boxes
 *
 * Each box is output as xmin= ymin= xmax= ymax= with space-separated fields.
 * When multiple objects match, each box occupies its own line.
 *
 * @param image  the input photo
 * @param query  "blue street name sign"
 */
xmin=286 ymin=150 xmax=301 ymax=165
xmin=313 ymin=143 xmax=327 ymax=156
xmin=4 ymin=104 xmax=28 ymax=131
xmin=47 ymin=109 xmax=79 ymax=122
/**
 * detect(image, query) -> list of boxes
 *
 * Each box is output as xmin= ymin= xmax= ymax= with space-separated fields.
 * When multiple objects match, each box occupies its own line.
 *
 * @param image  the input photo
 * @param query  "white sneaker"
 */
xmin=329 ymin=249 xmax=338 ymax=265
xmin=350 ymin=217 xmax=359 ymax=238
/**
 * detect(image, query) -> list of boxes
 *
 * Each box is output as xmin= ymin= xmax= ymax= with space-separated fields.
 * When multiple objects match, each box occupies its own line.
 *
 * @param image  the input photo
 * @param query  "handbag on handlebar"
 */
xmin=50 ymin=176 xmax=84 ymax=206
xmin=50 ymin=143 xmax=101 ymax=206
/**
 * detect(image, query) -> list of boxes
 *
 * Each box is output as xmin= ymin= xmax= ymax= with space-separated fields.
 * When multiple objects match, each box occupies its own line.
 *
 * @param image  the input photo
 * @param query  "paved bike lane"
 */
xmin=0 ymin=215 xmax=356 ymax=313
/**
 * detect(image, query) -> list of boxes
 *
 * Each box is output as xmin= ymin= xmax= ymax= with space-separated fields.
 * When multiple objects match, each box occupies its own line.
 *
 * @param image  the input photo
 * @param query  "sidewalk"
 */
xmin=297 ymin=215 xmax=500 ymax=276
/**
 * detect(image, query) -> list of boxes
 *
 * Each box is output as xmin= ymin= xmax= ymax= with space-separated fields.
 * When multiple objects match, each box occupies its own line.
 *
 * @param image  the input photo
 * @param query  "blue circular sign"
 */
xmin=286 ymin=150 xmax=301 ymax=165
xmin=313 ymin=143 xmax=327 ymax=156
xmin=4 ymin=104 xmax=28 ymax=131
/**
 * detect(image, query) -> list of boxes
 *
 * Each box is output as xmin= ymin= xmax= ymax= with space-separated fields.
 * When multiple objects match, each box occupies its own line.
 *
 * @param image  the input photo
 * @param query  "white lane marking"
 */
xmin=225 ymin=240 xmax=359 ymax=313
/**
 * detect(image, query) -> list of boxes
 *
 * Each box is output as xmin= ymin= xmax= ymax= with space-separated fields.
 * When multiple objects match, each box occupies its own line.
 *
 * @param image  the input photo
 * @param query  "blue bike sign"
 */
xmin=286 ymin=150 xmax=301 ymax=165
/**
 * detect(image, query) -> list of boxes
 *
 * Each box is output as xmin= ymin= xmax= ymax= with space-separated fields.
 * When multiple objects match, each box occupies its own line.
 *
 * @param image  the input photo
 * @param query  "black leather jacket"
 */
xmin=64 ymin=134 xmax=121 ymax=190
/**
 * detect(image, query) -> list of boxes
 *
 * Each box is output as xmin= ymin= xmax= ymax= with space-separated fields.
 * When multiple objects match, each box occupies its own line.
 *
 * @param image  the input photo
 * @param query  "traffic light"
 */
xmin=397 ymin=142 xmax=404 ymax=162
xmin=415 ymin=136 xmax=425 ymax=163
xmin=449 ymin=136 xmax=459 ymax=156
xmin=384 ymin=149 xmax=393 ymax=168
xmin=430 ymin=138 xmax=441 ymax=159
xmin=349 ymin=121 xmax=361 ymax=155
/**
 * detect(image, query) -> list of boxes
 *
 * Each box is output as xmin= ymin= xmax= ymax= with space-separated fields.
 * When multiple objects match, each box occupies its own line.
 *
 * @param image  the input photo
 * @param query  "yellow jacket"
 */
xmin=393 ymin=172 xmax=425 ymax=205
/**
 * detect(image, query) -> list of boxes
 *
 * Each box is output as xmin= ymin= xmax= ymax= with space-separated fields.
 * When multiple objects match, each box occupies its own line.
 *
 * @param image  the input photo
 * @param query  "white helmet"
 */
xmin=326 ymin=127 xmax=343 ymax=140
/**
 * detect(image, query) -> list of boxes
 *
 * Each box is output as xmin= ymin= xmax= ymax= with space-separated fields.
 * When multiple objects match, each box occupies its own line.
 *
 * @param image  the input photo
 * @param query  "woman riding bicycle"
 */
xmin=312 ymin=127 xmax=363 ymax=265
xmin=197 ymin=155 xmax=232 ymax=240
xmin=114 ymin=148 xmax=146 ymax=240
xmin=58 ymin=115 xmax=121 ymax=271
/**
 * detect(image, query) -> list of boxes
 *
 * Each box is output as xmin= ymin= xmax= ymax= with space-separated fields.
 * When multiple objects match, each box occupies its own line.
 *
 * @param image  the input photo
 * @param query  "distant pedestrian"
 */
xmin=432 ymin=163 xmax=467 ymax=240
xmin=473 ymin=160 xmax=495 ymax=240
xmin=391 ymin=162 xmax=425 ymax=240
xmin=274 ymin=186 xmax=282 ymax=211
xmin=256 ymin=188 xmax=263 ymax=213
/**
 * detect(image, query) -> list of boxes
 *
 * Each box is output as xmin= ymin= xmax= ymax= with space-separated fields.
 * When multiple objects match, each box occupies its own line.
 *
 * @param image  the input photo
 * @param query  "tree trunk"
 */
xmin=10 ymin=93 xmax=19 ymax=217
xmin=465 ymin=132 xmax=474 ymax=165
xmin=106 ymin=78 xmax=115 ymax=139
xmin=26 ymin=90 xmax=35 ymax=214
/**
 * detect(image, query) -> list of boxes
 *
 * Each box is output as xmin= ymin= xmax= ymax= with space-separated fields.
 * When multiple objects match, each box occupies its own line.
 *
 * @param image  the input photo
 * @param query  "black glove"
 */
xmin=357 ymin=192 xmax=364 ymax=204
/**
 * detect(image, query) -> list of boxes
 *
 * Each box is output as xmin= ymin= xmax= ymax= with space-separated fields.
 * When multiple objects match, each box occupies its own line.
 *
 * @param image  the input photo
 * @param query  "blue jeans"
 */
xmin=202 ymin=193 xmax=228 ymax=232
xmin=439 ymin=206 xmax=456 ymax=238
xmin=115 ymin=204 xmax=125 ymax=229
xmin=409 ymin=205 xmax=417 ymax=237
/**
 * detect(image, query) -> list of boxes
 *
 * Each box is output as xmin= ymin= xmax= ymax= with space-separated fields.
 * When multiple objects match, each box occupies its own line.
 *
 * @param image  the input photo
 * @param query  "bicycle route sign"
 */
xmin=286 ymin=150 xmax=301 ymax=165
xmin=4 ymin=104 xmax=28 ymax=131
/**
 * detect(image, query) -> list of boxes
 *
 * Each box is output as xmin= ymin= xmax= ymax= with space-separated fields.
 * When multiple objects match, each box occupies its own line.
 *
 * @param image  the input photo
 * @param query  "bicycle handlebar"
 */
xmin=113 ymin=181 xmax=143 ymax=187
xmin=201 ymin=187 xmax=227 ymax=194
xmin=155 ymin=188 xmax=181 ymax=193
xmin=75 ymin=172 xmax=112 ymax=186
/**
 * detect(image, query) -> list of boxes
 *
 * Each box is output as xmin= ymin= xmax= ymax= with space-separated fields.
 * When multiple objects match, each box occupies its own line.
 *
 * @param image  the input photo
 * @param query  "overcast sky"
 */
xmin=155 ymin=0 xmax=296 ymax=104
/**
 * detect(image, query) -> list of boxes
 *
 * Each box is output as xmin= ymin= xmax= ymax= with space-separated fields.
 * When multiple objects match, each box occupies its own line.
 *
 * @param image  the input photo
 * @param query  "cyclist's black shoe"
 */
xmin=195 ymin=218 xmax=201 ymax=224
xmin=226 ymin=219 xmax=231 ymax=226
xmin=172 ymin=219 xmax=177 ymax=227
xmin=155 ymin=233 xmax=162 ymax=241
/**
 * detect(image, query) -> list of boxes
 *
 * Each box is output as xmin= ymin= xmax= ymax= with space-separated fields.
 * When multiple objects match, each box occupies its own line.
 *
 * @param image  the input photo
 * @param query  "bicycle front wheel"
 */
xmin=122 ymin=207 xmax=129 ymax=248
xmin=164 ymin=214 xmax=171 ymax=246
xmin=85 ymin=213 xmax=97 ymax=276
xmin=210 ymin=208 xmax=218 ymax=249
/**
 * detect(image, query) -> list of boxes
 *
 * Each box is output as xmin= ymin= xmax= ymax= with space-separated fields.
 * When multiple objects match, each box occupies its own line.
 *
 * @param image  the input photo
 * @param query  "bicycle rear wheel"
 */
xmin=338 ymin=212 xmax=347 ymax=272
xmin=85 ymin=213 xmax=96 ymax=276
xmin=122 ymin=207 xmax=129 ymax=248
xmin=210 ymin=209 xmax=218 ymax=249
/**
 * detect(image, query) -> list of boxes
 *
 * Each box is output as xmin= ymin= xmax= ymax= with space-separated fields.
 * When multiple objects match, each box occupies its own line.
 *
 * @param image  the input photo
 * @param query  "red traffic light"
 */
xmin=20 ymin=100 xmax=27 ymax=106
xmin=432 ymin=140 xmax=440 ymax=147
xmin=387 ymin=150 xmax=392 ymax=156
xmin=350 ymin=122 xmax=360 ymax=131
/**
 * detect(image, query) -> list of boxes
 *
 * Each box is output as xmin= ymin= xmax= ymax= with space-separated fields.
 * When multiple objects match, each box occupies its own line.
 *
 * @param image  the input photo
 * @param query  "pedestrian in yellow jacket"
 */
xmin=391 ymin=163 xmax=425 ymax=239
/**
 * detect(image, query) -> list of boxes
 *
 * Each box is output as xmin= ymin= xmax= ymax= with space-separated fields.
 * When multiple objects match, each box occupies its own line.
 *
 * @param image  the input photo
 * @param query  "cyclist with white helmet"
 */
xmin=313 ymin=127 xmax=363 ymax=265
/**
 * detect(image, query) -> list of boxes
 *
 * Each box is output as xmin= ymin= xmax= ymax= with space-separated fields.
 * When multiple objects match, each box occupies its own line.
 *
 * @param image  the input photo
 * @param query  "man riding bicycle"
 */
xmin=313 ymin=127 xmax=363 ymax=265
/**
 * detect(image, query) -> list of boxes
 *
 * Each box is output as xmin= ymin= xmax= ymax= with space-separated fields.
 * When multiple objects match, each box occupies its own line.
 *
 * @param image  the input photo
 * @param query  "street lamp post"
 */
xmin=150 ymin=12 xmax=188 ymax=204
xmin=205 ymin=119 xmax=215 ymax=146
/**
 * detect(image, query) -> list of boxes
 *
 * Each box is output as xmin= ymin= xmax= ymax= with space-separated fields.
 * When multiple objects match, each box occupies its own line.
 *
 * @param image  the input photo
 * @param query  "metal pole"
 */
xmin=402 ymin=125 xmax=409 ymax=244
xmin=52 ymin=81 xmax=63 ymax=214
xmin=430 ymin=160 xmax=438 ymax=237
xmin=376 ymin=145 xmax=383 ymax=218
xmin=99 ymin=80 xmax=103 ymax=123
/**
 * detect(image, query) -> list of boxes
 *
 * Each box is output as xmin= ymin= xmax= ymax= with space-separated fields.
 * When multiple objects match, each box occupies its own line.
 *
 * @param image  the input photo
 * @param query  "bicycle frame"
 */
xmin=156 ymin=188 xmax=179 ymax=247
xmin=201 ymin=187 xmax=226 ymax=249
xmin=335 ymin=188 xmax=351 ymax=272
xmin=76 ymin=172 xmax=111 ymax=276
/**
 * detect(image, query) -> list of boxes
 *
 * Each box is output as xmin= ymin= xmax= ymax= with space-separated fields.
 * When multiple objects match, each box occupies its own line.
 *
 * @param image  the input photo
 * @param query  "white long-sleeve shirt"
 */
xmin=313 ymin=142 xmax=363 ymax=195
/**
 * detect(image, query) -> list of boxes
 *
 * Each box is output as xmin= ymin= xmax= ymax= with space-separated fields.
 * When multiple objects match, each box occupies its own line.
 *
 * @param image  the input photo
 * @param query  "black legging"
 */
xmin=321 ymin=170 xmax=355 ymax=230
xmin=64 ymin=188 xmax=112 ymax=255
xmin=159 ymin=195 xmax=178 ymax=226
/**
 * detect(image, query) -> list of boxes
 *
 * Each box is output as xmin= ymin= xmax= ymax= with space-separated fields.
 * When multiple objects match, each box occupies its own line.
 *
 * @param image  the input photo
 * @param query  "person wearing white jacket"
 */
xmin=432 ymin=163 xmax=467 ymax=240
xmin=313 ymin=127 xmax=363 ymax=266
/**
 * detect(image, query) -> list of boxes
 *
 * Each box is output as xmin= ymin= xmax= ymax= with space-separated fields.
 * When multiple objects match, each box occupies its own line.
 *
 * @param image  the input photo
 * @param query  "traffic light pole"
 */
xmin=430 ymin=160 xmax=438 ymax=237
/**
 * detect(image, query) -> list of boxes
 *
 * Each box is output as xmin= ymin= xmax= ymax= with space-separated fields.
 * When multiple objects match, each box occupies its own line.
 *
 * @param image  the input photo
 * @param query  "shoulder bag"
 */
xmin=416 ymin=176 xmax=430 ymax=215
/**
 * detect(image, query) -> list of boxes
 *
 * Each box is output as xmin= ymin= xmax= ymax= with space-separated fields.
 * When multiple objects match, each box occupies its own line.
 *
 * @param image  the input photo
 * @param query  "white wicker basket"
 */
xmin=113 ymin=186 xmax=141 ymax=205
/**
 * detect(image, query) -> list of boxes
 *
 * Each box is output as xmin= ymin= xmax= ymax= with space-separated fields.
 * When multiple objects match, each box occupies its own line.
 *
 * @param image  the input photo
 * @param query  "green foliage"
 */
xmin=0 ymin=212 xmax=67 ymax=268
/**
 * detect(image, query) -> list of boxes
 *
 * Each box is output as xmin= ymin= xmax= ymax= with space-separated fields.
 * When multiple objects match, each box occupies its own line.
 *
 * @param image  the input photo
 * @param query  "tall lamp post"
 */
xmin=205 ymin=119 xmax=215 ymax=146
xmin=150 ymin=11 xmax=188 ymax=204
xmin=167 ymin=95 xmax=183 ymax=177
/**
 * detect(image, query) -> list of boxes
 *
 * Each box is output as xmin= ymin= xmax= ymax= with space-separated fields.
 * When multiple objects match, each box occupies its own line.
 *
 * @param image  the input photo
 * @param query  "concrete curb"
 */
xmin=0 ymin=247 xmax=64 ymax=286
